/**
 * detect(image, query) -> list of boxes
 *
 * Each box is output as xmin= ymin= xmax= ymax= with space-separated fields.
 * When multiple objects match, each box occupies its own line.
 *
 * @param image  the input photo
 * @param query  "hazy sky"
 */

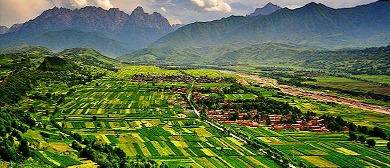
xmin=0 ymin=0 xmax=377 ymax=27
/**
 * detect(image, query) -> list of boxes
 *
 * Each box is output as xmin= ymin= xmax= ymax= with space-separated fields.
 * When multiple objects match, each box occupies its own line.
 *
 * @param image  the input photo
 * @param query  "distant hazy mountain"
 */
xmin=171 ymin=24 xmax=183 ymax=30
xmin=7 ymin=23 xmax=23 ymax=33
xmin=248 ymin=2 xmax=281 ymax=16
xmin=0 ymin=26 xmax=8 ymax=34
xmin=153 ymin=1 xmax=390 ymax=49
xmin=0 ymin=6 xmax=173 ymax=57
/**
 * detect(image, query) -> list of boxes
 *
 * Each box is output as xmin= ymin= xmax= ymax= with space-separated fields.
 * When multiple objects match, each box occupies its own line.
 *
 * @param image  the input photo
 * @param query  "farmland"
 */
xmin=190 ymin=72 xmax=390 ymax=167
xmin=41 ymin=66 xmax=282 ymax=167
xmin=2 ymin=61 xmax=390 ymax=167
xmin=302 ymin=76 xmax=390 ymax=96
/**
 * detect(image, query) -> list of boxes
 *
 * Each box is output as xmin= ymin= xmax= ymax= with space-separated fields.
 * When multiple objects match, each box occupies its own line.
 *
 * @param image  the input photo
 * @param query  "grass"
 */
xmin=353 ymin=75 xmax=390 ymax=85
xmin=303 ymin=76 xmax=390 ymax=95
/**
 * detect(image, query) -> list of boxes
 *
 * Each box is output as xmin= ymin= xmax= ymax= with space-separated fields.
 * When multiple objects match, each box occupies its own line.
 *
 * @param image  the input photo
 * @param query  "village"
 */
xmin=206 ymin=108 xmax=338 ymax=132
xmin=189 ymin=86 xmax=339 ymax=133
xmin=129 ymin=74 xmax=232 ymax=84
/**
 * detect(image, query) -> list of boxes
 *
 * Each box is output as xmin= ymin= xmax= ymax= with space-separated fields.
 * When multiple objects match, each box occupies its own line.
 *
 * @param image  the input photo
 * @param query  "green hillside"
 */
xmin=59 ymin=48 xmax=122 ymax=70
xmin=37 ymin=57 xmax=79 ymax=72
xmin=118 ymin=44 xmax=243 ymax=63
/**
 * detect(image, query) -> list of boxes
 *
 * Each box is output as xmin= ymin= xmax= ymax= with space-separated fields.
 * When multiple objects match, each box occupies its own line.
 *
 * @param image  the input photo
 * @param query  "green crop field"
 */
xmin=302 ymin=76 xmax=390 ymax=95
xmin=352 ymin=75 xmax=390 ymax=85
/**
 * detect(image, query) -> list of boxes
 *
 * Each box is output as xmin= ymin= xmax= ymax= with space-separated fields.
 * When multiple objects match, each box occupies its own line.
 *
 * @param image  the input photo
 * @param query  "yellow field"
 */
xmin=300 ymin=156 xmax=338 ymax=167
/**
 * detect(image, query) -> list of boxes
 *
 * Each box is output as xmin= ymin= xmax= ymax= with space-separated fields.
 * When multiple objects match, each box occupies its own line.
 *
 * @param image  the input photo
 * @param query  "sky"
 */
xmin=0 ymin=0 xmax=378 ymax=27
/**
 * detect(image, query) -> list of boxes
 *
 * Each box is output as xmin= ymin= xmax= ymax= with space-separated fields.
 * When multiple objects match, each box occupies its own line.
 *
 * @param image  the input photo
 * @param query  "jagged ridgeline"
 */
xmin=152 ymin=1 xmax=390 ymax=49
xmin=0 ymin=6 xmax=173 ymax=57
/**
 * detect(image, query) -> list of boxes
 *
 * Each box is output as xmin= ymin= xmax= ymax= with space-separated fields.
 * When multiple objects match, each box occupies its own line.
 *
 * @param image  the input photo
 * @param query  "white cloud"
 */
xmin=0 ymin=0 xmax=54 ymax=27
xmin=191 ymin=0 xmax=206 ymax=7
xmin=51 ymin=0 xmax=114 ymax=10
xmin=160 ymin=7 xmax=167 ymax=12
xmin=285 ymin=5 xmax=302 ymax=9
xmin=190 ymin=0 xmax=232 ymax=12
xmin=169 ymin=19 xmax=182 ymax=25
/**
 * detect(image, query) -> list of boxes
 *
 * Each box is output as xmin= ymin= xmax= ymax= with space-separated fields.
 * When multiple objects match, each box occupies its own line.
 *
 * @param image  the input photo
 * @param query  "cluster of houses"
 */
xmin=130 ymin=75 xmax=230 ymax=84
xmin=130 ymin=75 xmax=193 ymax=83
xmin=192 ymin=76 xmax=229 ymax=83
xmin=270 ymin=115 xmax=333 ymax=132
xmin=166 ymin=87 xmax=188 ymax=95
xmin=202 ymin=104 xmax=335 ymax=132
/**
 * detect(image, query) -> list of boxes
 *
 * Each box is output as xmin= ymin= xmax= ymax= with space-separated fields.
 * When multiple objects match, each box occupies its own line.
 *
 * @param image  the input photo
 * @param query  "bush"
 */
xmin=40 ymin=132 xmax=50 ymax=138
xmin=349 ymin=132 xmax=357 ymax=141
xmin=72 ymin=141 xmax=82 ymax=151
xmin=387 ymin=142 xmax=390 ymax=151
xmin=367 ymin=139 xmax=376 ymax=147
xmin=358 ymin=135 xmax=366 ymax=143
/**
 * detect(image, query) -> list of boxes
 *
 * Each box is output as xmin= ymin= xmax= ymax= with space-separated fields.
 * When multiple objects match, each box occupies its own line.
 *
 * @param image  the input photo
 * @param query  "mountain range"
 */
xmin=1 ymin=1 xmax=390 ymax=60
xmin=0 ymin=6 xmax=173 ymax=57
xmin=151 ymin=0 xmax=390 ymax=50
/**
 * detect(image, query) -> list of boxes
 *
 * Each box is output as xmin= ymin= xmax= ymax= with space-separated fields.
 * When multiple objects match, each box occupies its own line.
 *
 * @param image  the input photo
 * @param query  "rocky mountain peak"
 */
xmin=127 ymin=6 xmax=172 ymax=32
xmin=0 ymin=26 xmax=8 ymax=34
xmin=248 ymin=2 xmax=282 ymax=16
xmin=132 ymin=6 xmax=145 ymax=15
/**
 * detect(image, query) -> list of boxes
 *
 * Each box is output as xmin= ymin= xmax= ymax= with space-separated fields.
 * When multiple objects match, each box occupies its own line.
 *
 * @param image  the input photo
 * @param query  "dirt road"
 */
xmin=221 ymin=70 xmax=390 ymax=115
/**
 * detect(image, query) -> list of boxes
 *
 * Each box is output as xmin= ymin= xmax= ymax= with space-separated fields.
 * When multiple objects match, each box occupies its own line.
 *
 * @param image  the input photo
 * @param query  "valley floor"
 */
xmin=220 ymin=71 xmax=390 ymax=115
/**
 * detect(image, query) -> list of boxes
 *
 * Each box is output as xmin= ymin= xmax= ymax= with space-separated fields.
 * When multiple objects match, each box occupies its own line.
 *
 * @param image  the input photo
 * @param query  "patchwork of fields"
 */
xmin=226 ymin=125 xmax=390 ymax=167
xmin=28 ymin=66 xmax=390 ymax=168
xmin=43 ymin=67 xmax=280 ymax=167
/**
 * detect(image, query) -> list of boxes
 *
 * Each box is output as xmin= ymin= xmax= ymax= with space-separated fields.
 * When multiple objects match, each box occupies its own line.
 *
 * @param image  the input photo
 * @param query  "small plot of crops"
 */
xmin=303 ymin=76 xmax=390 ymax=95
xmin=183 ymin=69 xmax=238 ymax=78
xmin=34 ymin=151 xmax=82 ymax=167
xmin=224 ymin=94 xmax=258 ymax=100
xmin=116 ymin=66 xmax=182 ymax=78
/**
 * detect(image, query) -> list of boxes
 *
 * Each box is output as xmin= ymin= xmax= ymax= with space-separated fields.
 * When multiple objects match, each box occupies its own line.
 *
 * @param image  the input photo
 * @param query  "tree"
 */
xmin=73 ymin=133 xmax=83 ymax=142
xmin=367 ymin=139 xmax=376 ymax=147
xmin=92 ymin=116 xmax=97 ymax=121
xmin=266 ymin=116 xmax=271 ymax=125
xmin=387 ymin=142 xmax=390 ymax=151
xmin=72 ymin=141 xmax=82 ymax=151
xmin=19 ymin=139 xmax=30 ymax=157
xmin=0 ymin=143 xmax=17 ymax=161
xmin=0 ymin=125 xmax=7 ymax=137
xmin=229 ymin=112 xmax=239 ymax=121
xmin=358 ymin=135 xmax=366 ymax=143
xmin=349 ymin=132 xmax=357 ymax=141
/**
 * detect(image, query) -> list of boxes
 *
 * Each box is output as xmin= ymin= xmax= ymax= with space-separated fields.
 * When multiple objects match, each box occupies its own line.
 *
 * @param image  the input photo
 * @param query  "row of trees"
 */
xmin=322 ymin=114 xmax=388 ymax=139
xmin=71 ymin=138 xmax=169 ymax=168
xmin=0 ymin=108 xmax=35 ymax=162
xmin=349 ymin=132 xmax=375 ymax=146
